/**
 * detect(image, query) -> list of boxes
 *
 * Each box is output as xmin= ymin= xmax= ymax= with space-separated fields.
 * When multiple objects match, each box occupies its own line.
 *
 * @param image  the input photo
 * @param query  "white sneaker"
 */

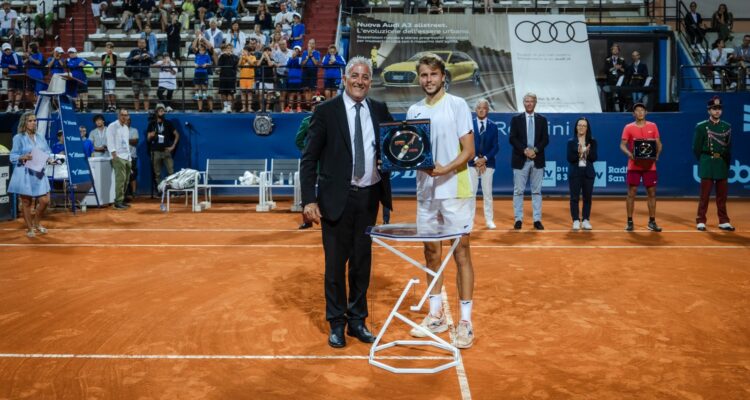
xmin=696 ymin=222 xmax=706 ymax=231
xmin=409 ymin=313 xmax=448 ymax=338
xmin=5 ymin=104 xmax=12 ymax=113
xmin=166 ymin=106 xmax=174 ymax=112
xmin=718 ymin=223 xmax=736 ymax=231
xmin=572 ymin=220 xmax=581 ymax=230
xmin=486 ymin=221 xmax=496 ymax=229
xmin=455 ymin=320 xmax=474 ymax=349
xmin=582 ymin=220 xmax=593 ymax=230
xmin=13 ymin=105 xmax=19 ymax=112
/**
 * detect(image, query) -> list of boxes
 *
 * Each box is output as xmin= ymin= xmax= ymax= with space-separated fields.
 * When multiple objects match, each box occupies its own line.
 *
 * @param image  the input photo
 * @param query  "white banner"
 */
xmin=508 ymin=15 xmax=602 ymax=113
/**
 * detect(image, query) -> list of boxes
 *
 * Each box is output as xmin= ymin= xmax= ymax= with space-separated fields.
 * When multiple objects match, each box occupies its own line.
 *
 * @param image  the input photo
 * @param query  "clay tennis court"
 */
xmin=1 ymin=197 xmax=748 ymax=399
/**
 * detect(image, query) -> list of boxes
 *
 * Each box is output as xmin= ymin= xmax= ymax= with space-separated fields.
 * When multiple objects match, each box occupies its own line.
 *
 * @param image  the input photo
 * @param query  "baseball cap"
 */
xmin=632 ymin=102 xmax=646 ymax=111
xmin=1 ymin=43 xmax=11 ymax=51
xmin=67 ymin=47 xmax=77 ymax=53
xmin=54 ymin=46 xmax=64 ymax=53
xmin=293 ymin=45 xmax=301 ymax=51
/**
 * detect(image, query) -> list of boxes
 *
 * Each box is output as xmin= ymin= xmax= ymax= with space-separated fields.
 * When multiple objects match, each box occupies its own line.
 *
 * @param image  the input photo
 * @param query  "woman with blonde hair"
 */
xmin=8 ymin=112 xmax=52 ymax=238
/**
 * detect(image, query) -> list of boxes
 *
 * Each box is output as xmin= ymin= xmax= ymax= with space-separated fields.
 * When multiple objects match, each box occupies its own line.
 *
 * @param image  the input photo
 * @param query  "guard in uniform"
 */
xmin=692 ymin=96 xmax=735 ymax=231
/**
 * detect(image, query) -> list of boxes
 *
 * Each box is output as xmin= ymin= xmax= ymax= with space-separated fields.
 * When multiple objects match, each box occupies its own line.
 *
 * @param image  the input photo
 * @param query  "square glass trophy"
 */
xmin=379 ymin=119 xmax=434 ymax=172
xmin=633 ymin=139 xmax=657 ymax=160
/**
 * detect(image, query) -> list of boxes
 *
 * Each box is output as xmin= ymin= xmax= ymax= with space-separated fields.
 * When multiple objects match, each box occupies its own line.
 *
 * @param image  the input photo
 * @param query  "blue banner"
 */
xmin=72 ymin=90 xmax=750 ymax=197
xmin=59 ymin=97 xmax=94 ymax=187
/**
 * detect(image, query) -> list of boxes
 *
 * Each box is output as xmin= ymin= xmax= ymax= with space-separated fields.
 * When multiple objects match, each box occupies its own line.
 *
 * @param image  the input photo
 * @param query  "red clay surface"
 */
xmin=0 ymin=197 xmax=749 ymax=399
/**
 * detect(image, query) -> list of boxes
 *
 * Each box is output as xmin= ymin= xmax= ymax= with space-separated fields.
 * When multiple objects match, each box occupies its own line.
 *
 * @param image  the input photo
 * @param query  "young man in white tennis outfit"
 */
xmin=406 ymin=53 xmax=477 ymax=348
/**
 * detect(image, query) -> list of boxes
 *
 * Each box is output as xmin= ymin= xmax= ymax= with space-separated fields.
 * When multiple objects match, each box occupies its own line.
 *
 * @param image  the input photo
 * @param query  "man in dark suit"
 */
xmin=602 ymin=44 xmax=626 ymax=112
xmin=300 ymin=56 xmax=393 ymax=349
xmin=468 ymin=99 xmax=499 ymax=229
xmin=509 ymin=92 xmax=549 ymax=230
xmin=684 ymin=1 xmax=706 ymax=48
xmin=626 ymin=50 xmax=649 ymax=105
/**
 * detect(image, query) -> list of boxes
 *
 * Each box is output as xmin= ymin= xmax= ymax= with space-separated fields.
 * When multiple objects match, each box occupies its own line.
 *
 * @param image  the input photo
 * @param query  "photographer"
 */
xmin=147 ymin=105 xmax=178 ymax=185
xmin=255 ymin=45 xmax=275 ymax=112
xmin=126 ymin=38 xmax=154 ymax=112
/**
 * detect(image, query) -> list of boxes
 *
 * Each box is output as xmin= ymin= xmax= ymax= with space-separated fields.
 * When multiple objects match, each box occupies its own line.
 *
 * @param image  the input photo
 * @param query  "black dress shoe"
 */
xmin=346 ymin=323 xmax=376 ymax=344
xmin=328 ymin=325 xmax=346 ymax=348
xmin=533 ymin=221 xmax=545 ymax=230
xmin=514 ymin=220 xmax=522 ymax=230
xmin=298 ymin=222 xmax=312 ymax=230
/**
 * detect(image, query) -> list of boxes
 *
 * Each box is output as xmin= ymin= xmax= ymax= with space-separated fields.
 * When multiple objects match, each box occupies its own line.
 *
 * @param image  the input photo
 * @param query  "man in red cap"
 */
xmin=692 ymin=96 xmax=735 ymax=231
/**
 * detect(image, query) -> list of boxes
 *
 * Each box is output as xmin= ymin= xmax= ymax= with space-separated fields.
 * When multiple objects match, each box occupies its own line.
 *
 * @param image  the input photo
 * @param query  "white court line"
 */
xmin=0 ymin=228 xmax=742 ymax=233
xmin=0 ymin=353 xmax=453 ymax=361
xmin=0 ymin=243 xmax=746 ymax=249
xmin=440 ymin=286 xmax=472 ymax=400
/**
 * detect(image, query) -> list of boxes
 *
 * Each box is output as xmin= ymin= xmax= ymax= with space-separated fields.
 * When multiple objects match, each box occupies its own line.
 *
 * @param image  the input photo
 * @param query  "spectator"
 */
xmin=46 ymin=46 xmax=65 ymax=75
xmin=271 ymin=24 xmax=288 ymax=48
xmin=286 ymin=45 xmax=302 ymax=112
xmin=710 ymin=38 xmax=729 ymax=66
xmin=247 ymin=23 xmax=266 ymax=46
xmin=91 ymin=0 xmax=108 ymax=33
xmin=204 ymin=18 xmax=224 ymax=57
xmin=154 ymin=52 xmax=177 ymax=112
xmin=272 ymin=39 xmax=292 ymax=111
xmin=190 ymin=26 xmax=212 ymax=55
xmin=194 ymin=42 xmax=212 ymax=111
xmin=602 ymin=43 xmax=626 ymax=112
xmin=711 ymin=4 xmax=733 ymax=43
xmin=141 ymin=24 xmax=159 ymax=57
xmin=51 ymin=131 xmax=65 ymax=154
xmin=1 ymin=42 xmax=23 ymax=112
xmin=239 ymin=45 xmax=256 ymax=112
xmin=732 ymin=34 xmax=750 ymax=82
xmin=427 ymin=0 xmax=443 ymax=14
xmin=79 ymin=125 xmax=95 ymax=158
xmin=119 ymin=0 xmax=139 ymax=34
xmin=135 ymin=0 xmax=160 ymax=33
xmin=218 ymin=0 xmax=238 ymax=22
xmin=179 ymin=0 xmax=194 ymax=30
xmin=684 ymin=1 xmax=706 ymax=48
xmin=709 ymin=38 xmax=735 ymax=88
xmin=0 ymin=2 xmax=18 ymax=44
xmin=194 ymin=0 xmax=216 ymax=29
xmin=255 ymin=45 xmax=275 ymax=111
xmin=157 ymin=0 xmax=173 ymax=30
xmin=126 ymin=116 xmax=139 ymax=199
xmin=255 ymin=3 xmax=273 ymax=34
xmin=217 ymin=43 xmax=238 ymax=113
xmin=25 ymin=42 xmax=46 ymax=102
xmin=147 ymin=105 xmax=179 ymax=184
xmin=226 ymin=20 xmax=246 ymax=56
xmin=274 ymin=1 xmax=293 ymax=36
xmin=90 ymin=114 xmax=108 ymax=156
xmin=66 ymin=48 xmax=94 ymax=112
xmin=166 ymin=12 xmax=182 ymax=62
xmin=290 ymin=12 xmax=304 ymax=49
xmin=322 ymin=44 xmax=344 ymax=100
xmin=301 ymin=38 xmax=320 ymax=109
xmin=100 ymin=42 xmax=118 ymax=111
xmin=106 ymin=109 xmax=133 ymax=210
xmin=126 ymin=38 xmax=154 ymax=112
xmin=626 ymin=50 xmax=648 ymax=104
xmin=18 ymin=5 xmax=43 ymax=52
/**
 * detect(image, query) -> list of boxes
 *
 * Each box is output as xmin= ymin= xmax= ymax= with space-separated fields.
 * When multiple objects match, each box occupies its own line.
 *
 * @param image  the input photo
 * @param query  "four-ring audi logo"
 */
xmin=514 ymin=20 xmax=588 ymax=44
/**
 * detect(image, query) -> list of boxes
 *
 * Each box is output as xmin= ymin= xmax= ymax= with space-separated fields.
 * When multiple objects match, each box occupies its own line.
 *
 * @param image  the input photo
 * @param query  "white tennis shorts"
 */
xmin=417 ymin=197 xmax=475 ymax=234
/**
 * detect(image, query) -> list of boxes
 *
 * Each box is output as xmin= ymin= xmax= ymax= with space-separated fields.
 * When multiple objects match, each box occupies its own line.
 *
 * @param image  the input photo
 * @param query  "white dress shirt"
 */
xmin=342 ymin=91 xmax=380 ymax=187
xmin=106 ymin=120 xmax=132 ymax=161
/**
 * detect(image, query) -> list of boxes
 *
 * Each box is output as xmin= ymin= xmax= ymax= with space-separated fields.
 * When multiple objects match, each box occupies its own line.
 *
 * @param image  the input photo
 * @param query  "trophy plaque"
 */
xmin=379 ymin=119 xmax=433 ymax=172
xmin=633 ymin=139 xmax=657 ymax=160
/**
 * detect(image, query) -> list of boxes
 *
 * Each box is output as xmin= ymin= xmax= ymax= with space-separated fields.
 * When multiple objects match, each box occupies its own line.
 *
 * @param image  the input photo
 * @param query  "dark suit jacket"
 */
xmin=509 ymin=112 xmax=549 ymax=170
xmin=566 ymin=138 xmax=598 ymax=179
xmin=684 ymin=11 xmax=703 ymax=30
xmin=468 ymin=118 xmax=499 ymax=169
xmin=626 ymin=62 xmax=649 ymax=85
xmin=603 ymin=56 xmax=625 ymax=83
xmin=300 ymin=95 xmax=393 ymax=222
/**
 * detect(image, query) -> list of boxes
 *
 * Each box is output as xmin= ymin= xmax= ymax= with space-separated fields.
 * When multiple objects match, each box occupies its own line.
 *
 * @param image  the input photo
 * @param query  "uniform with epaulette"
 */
xmin=691 ymin=96 xmax=735 ymax=231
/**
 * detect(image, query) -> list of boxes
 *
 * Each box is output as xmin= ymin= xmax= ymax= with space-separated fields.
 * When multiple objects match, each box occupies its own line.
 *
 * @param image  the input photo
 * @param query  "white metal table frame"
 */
xmin=367 ymin=224 xmax=468 ymax=374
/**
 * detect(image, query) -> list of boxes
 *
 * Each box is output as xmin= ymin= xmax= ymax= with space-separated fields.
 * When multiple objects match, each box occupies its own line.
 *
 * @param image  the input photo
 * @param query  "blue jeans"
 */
xmin=513 ymin=160 xmax=543 ymax=222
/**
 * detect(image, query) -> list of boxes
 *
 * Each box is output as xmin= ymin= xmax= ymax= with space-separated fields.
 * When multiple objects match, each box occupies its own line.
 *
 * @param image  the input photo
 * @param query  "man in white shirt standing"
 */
xmin=406 ymin=53 xmax=477 ymax=349
xmin=274 ymin=2 xmax=293 ymax=36
xmin=272 ymin=39 xmax=293 ymax=112
xmin=106 ymin=109 xmax=132 ymax=210
xmin=0 ymin=2 xmax=18 ymax=40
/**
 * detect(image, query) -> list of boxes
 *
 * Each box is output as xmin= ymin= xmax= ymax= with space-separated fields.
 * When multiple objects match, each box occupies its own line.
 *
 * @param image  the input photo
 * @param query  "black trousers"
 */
xmin=569 ymin=170 xmax=594 ymax=221
xmin=321 ymin=184 xmax=380 ymax=328
xmin=157 ymin=87 xmax=174 ymax=107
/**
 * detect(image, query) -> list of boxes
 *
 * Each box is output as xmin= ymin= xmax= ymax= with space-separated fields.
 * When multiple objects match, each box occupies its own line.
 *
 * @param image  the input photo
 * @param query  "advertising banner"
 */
xmin=58 ymin=96 xmax=94 ymax=188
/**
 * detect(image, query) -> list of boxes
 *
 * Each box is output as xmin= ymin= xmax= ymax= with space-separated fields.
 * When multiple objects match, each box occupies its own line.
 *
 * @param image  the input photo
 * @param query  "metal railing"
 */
xmin=679 ymin=64 xmax=749 ymax=92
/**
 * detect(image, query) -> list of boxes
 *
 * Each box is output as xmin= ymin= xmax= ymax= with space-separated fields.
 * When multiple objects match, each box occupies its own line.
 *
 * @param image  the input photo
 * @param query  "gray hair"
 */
xmin=475 ymin=98 xmax=490 ymax=109
xmin=523 ymin=92 xmax=537 ymax=102
xmin=345 ymin=56 xmax=372 ymax=78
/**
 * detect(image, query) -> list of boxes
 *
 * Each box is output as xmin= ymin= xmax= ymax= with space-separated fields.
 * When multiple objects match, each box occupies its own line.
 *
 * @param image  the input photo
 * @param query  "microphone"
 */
xmin=184 ymin=121 xmax=192 ymax=127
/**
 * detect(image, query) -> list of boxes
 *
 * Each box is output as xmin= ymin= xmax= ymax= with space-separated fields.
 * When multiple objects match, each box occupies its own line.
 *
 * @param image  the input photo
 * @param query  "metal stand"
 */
xmin=367 ymin=224 xmax=466 ymax=374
